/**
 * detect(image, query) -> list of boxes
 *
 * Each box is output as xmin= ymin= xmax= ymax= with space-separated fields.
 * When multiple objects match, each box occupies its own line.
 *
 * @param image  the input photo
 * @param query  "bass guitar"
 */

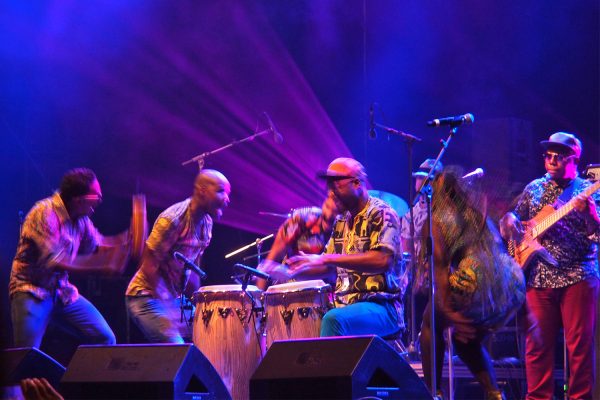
xmin=509 ymin=180 xmax=600 ymax=269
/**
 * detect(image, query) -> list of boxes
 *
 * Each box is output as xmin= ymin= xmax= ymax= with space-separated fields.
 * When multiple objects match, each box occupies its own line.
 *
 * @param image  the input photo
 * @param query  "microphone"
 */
xmin=462 ymin=168 xmax=485 ymax=180
xmin=174 ymin=252 xmax=207 ymax=279
xmin=368 ymin=103 xmax=376 ymax=139
xmin=264 ymin=112 xmax=284 ymax=144
xmin=427 ymin=113 xmax=475 ymax=128
xmin=234 ymin=263 xmax=270 ymax=281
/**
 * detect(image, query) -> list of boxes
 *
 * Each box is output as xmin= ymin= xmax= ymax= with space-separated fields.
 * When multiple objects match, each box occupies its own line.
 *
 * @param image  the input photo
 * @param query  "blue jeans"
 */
xmin=320 ymin=300 xmax=400 ymax=337
xmin=126 ymin=295 xmax=193 ymax=344
xmin=11 ymin=292 xmax=116 ymax=348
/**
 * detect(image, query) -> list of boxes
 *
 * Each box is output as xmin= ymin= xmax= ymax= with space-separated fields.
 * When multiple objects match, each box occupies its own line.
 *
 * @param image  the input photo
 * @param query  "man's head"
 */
xmin=318 ymin=157 xmax=368 ymax=213
xmin=413 ymin=159 xmax=443 ymax=192
xmin=59 ymin=168 xmax=103 ymax=220
xmin=540 ymin=132 xmax=581 ymax=180
xmin=192 ymin=169 xmax=231 ymax=220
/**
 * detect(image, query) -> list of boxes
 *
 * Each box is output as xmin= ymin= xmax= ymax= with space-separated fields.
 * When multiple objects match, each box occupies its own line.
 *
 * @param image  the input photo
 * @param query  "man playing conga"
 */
xmin=287 ymin=158 xmax=404 ymax=337
xmin=125 ymin=169 xmax=231 ymax=343
xmin=256 ymin=193 xmax=339 ymax=288
xmin=9 ymin=168 xmax=128 ymax=348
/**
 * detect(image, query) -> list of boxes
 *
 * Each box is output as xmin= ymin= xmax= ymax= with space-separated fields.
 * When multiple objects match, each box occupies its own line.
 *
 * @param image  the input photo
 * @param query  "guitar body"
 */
xmin=508 ymin=179 xmax=600 ymax=270
xmin=511 ymin=205 xmax=557 ymax=270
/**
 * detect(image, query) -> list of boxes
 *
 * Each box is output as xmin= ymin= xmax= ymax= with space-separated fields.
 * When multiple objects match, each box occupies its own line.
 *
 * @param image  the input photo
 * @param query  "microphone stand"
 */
xmin=374 ymin=121 xmax=422 ymax=361
xmin=225 ymin=234 xmax=274 ymax=260
xmin=181 ymin=113 xmax=279 ymax=170
xmin=412 ymin=126 xmax=458 ymax=398
xmin=179 ymin=269 xmax=193 ymax=326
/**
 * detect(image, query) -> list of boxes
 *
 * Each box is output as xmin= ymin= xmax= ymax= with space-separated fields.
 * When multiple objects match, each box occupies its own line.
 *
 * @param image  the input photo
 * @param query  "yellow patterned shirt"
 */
xmin=327 ymin=197 xmax=404 ymax=305
xmin=9 ymin=193 xmax=101 ymax=305
xmin=126 ymin=198 xmax=212 ymax=300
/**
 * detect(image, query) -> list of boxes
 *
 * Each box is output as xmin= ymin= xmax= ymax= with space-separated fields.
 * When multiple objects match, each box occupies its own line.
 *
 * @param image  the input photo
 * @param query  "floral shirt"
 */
xmin=9 ymin=193 xmax=101 ymax=305
xmin=401 ymin=201 xmax=428 ymax=261
xmin=327 ymin=197 xmax=405 ymax=305
xmin=512 ymin=174 xmax=600 ymax=288
xmin=126 ymin=198 xmax=212 ymax=300
xmin=279 ymin=206 xmax=330 ymax=256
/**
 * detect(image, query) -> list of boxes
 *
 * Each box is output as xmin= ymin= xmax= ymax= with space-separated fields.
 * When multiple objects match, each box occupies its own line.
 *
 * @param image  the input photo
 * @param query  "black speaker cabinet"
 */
xmin=250 ymin=335 xmax=431 ymax=399
xmin=1 ymin=347 xmax=66 ymax=388
xmin=60 ymin=344 xmax=230 ymax=400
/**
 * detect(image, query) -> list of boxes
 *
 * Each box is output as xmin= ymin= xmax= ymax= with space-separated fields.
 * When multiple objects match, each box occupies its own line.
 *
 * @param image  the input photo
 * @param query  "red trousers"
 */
xmin=525 ymin=277 xmax=599 ymax=400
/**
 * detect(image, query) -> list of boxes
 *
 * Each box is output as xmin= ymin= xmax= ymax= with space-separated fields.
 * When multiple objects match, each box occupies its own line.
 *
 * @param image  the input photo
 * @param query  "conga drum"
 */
xmin=192 ymin=285 xmax=262 ymax=400
xmin=263 ymin=280 xmax=332 ymax=348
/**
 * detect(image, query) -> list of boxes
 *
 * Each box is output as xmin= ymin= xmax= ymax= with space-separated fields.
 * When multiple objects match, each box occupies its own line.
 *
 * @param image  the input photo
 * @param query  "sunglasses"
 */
xmin=326 ymin=175 xmax=356 ymax=182
xmin=80 ymin=194 xmax=103 ymax=202
xmin=542 ymin=152 xmax=574 ymax=163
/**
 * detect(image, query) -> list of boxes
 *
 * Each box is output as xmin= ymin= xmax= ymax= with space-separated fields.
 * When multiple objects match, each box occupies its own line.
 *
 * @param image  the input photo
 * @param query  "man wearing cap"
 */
xmin=288 ymin=157 xmax=404 ymax=337
xmin=400 ymin=159 xmax=443 ymax=348
xmin=401 ymin=159 xmax=443 ymax=289
xmin=500 ymin=132 xmax=600 ymax=399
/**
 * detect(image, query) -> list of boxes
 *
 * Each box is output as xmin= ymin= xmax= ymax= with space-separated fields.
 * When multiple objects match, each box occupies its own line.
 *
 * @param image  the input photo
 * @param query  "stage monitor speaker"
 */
xmin=60 ymin=344 xmax=230 ymax=400
xmin=1 ymin=347 xmax=66 ymax=388
xmin=250 ymin=335 xmax=431 ymax=399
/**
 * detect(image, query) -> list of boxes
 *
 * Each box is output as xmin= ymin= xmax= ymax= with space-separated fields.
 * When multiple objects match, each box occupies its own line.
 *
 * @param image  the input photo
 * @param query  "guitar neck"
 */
xmin=532 ymin=181 xmax=600 ymax=239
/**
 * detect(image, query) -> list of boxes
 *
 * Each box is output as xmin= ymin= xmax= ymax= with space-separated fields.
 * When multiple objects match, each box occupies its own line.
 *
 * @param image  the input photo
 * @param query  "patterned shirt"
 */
xmin=279 ymin=206 xmax=330 ymax=256
xmin=512 ymin=174 xmax=600 ymax=288
xmin=126 ymin=198 xmax=212 ymax=300
xmin=327 ymin=197 xmax=404 ymax=305
xmin=401 ymin=201 xmax=428 ymax=262
xmin=9 ymin=193 xmax=101 ymax=305
xmin=401 ymin=201 xmax=429 ymax=290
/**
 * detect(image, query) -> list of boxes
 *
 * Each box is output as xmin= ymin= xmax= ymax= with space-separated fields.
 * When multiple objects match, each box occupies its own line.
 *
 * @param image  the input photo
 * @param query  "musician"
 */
xmin=125 ymin=169 xmax=231 ymax=343
xmin=287 ymin=157 xmax=404 ymax=337
xmin=256 ymin=193 xmax=339 ymax=287
xmin=500 ymin=132 xmax=600 ymax=400
xmin=401 ymin=159 xmax=443 ymax=336
xmin=9 ymin=168 xmax=127 ymax=348
xmin=420 ymin=169 xmax=525 ymax=400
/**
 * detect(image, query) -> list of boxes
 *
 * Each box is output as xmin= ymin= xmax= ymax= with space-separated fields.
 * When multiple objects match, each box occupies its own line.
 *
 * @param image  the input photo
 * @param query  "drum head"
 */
xmin=266 ymin=280 xmax=330 ymax=294
xmin=197 ymin=284 xmax=260 ymax=293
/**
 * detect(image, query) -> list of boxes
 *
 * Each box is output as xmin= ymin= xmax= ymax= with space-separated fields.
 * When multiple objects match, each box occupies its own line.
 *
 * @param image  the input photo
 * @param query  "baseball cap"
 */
xmin=412 ymin=158 xmax=443 ymax=178
xmin=317 ymin=157 xmax=367 ymax=181
xmin=540 ymin=132 xmax=582 ymax=158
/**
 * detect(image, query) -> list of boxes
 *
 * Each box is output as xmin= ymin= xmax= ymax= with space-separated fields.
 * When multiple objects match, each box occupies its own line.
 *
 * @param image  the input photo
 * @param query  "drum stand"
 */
xmin=179 ymin=272 xmax=195 ymax=326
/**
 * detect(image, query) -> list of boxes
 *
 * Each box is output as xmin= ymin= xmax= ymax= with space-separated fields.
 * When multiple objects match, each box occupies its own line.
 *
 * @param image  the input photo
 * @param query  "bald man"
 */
xmin=126 ymin=170 xmax=231 ymax=343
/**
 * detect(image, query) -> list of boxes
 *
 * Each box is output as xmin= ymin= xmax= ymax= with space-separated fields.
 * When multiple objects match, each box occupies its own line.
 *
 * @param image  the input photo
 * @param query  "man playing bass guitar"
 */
xmin=500 ymin=132 xmax=600 ymax=400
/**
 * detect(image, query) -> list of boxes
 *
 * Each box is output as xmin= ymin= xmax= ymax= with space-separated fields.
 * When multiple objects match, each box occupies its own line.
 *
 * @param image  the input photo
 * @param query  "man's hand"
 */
xmin=286 ymin=253 xmax=328 ymax=272
xmin=102 ymin=244 xmax=131 ymax=275
xmin=285 ymin=253 xmax=334 ymax=281
xmin=573 ymin=194 xmax=600 ymax=234
xmin=499 ymin=212 xmax=524 ymax=241
xmin=20 ymin=378 xmax=64 ymax=400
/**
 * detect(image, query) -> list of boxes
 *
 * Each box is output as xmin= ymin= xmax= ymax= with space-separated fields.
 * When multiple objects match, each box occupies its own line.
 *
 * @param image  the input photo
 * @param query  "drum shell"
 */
xmin=264 ymin=281 xmax=332 ymax=349
xmin=192 ymin=285 xmax=262 ymax=400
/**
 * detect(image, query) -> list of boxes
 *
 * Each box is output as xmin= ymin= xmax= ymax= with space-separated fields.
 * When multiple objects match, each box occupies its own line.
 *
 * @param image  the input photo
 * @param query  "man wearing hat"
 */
xmin=400 ymin=158 xmax=443 ymax=349
xmin=500 ymin=132 xmax=600 ymax=399
xmin=401 ymin=158 xmax=444 ymax=288
xmin=287 ymin=157 xmax=404 ymax=337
